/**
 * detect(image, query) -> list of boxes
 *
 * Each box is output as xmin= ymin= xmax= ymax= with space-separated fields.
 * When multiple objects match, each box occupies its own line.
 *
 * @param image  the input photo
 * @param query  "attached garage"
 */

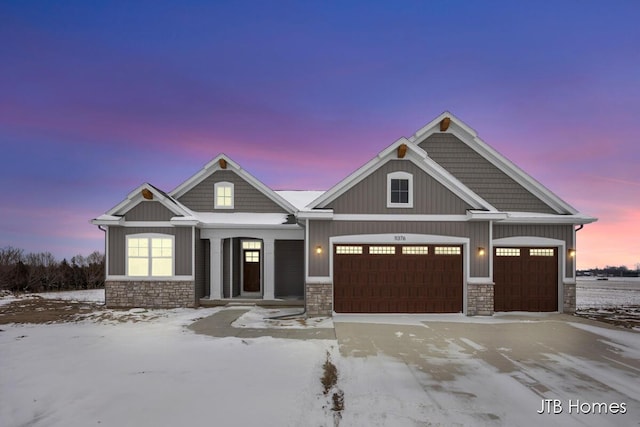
xmin=493 ymin=247 xmax=558 ymax=312
xmin=333 ymin=244 xmax=463 ymax=313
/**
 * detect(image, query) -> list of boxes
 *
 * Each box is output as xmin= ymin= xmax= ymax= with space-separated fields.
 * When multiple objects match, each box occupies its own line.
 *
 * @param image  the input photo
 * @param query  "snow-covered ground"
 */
xmin=577 ymin=277 xmax=640 ymax=308
xmin=2 ymin=285 xmax=639 ymax=426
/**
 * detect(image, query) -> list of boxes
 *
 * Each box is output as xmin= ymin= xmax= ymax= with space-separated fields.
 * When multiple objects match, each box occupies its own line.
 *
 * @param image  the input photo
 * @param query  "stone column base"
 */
xmin=563 ymin=283 xmax=576 ymax=313
xmin=467 ymin=283 xmax=494 ymax=316
xmin=306 ymin=283 xmax=332 ymax=317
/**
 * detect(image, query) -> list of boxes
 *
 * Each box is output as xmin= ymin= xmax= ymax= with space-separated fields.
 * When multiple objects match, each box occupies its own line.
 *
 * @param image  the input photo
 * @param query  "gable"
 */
xmin=325 ymin=159 xmax=473 ymax=214
xmin=124 ymin=201 xmax=177 ymax=221
xmin=177 ymin=169 xmax=288 ymax=213
xmin=419 ymin=133 xmax=557 ymax=214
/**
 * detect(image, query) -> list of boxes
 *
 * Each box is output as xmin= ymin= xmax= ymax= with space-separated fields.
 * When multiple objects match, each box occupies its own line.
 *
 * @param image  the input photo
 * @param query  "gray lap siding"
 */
xmin=107 ymin=226 xmax=193 ymax=276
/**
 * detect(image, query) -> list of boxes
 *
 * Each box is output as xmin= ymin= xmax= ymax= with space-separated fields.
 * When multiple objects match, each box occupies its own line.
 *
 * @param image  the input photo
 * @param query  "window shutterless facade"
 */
xmin=387 ymin=171 xmax=413 ymax=208
xmin=126 ymin=234 xmax=174 ymax=277
xmin=214 ymin=181 xmax=234 ymax=209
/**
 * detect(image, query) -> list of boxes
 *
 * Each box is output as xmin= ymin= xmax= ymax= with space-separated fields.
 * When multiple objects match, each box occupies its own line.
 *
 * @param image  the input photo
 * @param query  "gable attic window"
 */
xmin=214 ymin=182 xmax=234 ymax=209
xmin=127 ymin=234 xmax=174 ymax=277
xmin=387 ymin=171 xmax=413 ymax=208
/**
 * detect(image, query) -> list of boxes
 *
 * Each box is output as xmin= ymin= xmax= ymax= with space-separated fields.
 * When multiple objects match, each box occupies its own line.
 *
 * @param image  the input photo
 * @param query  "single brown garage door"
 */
xmin=493 ymin=247 xmax=558 ymax=312
xmin=333 ymin=244 xmax=463 ymax=313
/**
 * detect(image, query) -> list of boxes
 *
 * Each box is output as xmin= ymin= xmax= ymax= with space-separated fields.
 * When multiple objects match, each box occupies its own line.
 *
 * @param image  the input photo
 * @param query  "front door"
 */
xmin=243 ymin=249 xmax=261 ymax=293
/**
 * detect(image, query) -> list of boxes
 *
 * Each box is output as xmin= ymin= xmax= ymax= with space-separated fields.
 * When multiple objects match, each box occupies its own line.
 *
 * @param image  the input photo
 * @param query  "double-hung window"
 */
xmin=127 ymin=234 xmax=174 ymax=277
xmin=387 ymin=171 xmax=413 ymax=208
xmin=214 ymin=182 xmax=234 ymax=209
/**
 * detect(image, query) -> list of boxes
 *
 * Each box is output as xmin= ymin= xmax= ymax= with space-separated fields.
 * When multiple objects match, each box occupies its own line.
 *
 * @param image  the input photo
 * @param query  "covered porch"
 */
xmin=200 ymin=226 xmax=305 ymax=302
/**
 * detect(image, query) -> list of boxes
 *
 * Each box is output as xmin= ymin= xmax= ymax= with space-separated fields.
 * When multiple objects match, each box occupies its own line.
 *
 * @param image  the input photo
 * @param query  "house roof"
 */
xmin=409 ymin=111 xmax=579 ymax=215
xmin=169 ymin=154 xmax=299 ymax=214
xmin=307 ymin=135 xmax=496 ymax=212
xmin=275 ymin=191 xmax=325 ymax=210
xmin=91 ymin=182 xmax=196 ymax=225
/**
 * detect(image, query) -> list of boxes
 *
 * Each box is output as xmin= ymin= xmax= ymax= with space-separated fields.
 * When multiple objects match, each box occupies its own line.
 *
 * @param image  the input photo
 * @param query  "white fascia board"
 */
xmin=104 ymin=183 xmax=191 ymax=218
xmin=501 ymin=213 xmax=597 ymax=225
xmin=332 ymin=214 xmax=469 ymax=222
xmin=170 ymin=217 xmax=200 ymax=226
xmin=90 ymin=215 xmax=123 ymax=226
xmin=297 ymin=210 xmax=334 ymax=220
xmin=199 ymin=223 xmax=302 ymax=230
xmin=466 ymin=211 xmax=509 ymax=221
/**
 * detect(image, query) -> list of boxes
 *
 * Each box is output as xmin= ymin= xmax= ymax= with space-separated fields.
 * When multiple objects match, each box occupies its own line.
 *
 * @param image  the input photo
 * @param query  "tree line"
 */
xmin=0 ymin=246 xmax=105 ymax=293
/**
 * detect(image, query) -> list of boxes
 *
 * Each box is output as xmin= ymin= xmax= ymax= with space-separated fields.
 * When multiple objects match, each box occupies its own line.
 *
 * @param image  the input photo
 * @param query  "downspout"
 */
xmin=575 ymin=224 xmax=584 ymax=232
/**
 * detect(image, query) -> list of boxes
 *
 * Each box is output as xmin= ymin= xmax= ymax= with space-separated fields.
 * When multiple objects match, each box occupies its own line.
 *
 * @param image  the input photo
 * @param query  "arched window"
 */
xmin=387 ymin=171 xmax=413 ymax=208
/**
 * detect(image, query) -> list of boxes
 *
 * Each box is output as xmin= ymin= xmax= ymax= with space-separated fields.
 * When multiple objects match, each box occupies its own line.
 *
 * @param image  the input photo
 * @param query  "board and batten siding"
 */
xmin=493 ymin=224 xmax=574 ymax=279
xmin=124 ymin=201 xmax=176 ymax=221
xmin=108 ymin=226 xmax=193 ymax=276
xmin=177 ymin=170 xmax=287 ymax=213
xmin=420 ymin=133 xmax=557 ymax=214
xmin=308 ymin=220 xmax=489 ymax=278
xmin=325 ymin=160 xmax=472 ymax=214
xmin=275 ymin=240 xmax=304 ymax=298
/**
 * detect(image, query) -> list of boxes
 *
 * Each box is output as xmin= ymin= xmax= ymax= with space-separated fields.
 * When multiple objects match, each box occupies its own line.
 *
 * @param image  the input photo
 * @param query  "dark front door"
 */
xmin=243 ymin=250 xmax=261 ymax=293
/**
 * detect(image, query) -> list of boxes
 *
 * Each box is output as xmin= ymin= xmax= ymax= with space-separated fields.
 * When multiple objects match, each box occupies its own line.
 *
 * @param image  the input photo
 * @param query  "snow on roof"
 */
xmin=275 ymin=191 xmax=325 ymax=210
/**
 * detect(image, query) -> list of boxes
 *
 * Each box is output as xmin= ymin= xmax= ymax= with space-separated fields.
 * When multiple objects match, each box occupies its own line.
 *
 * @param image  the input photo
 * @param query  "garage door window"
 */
xmin=496 ymin=248 xmax=520 ymax=256
xmin=530 ymin=249 xmax=554 ymax=256
xmin=369 ymin=246 xmax=396 ymax=254
xmin=402 ymin=246 xmax=429 ymax=255
xmin=336 ymin=246 xmax=363 ymax=254
xmin=434 ymin=246 xmax=461 ymax=255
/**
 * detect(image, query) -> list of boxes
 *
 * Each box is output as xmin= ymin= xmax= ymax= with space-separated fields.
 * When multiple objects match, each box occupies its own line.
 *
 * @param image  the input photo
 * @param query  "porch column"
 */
xmin=209 ymin=237 xmax=223 ymax=300
xmin=263 ymin=238 xmax=275 ymax=299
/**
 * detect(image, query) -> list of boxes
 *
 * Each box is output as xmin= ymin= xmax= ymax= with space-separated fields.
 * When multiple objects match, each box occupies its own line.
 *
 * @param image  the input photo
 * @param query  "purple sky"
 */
xmin=1 ymin=1 xmax=639 ymax=269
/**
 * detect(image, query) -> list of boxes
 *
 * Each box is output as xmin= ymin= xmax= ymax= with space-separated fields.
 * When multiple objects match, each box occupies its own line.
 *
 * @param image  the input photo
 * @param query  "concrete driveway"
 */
xmin=333 ymin=313 xmax=640 ymax=426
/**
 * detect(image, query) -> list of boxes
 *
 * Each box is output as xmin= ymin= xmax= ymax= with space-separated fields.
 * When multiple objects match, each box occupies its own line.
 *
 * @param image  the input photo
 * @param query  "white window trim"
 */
xmin=125 ymin=233 xmax=175 ymax=278
xmin=214 ymin=181 xmax=234 ymax=209
xmin=387 ymin=171 xmax=413 ymax=208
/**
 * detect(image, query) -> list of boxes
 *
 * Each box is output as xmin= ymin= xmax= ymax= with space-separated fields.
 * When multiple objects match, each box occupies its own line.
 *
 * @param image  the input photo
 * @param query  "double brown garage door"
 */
xmin=493 ymin=247 xmax=558 ymax=312
xmin=333 ymin=244 xmax=463 ymax=313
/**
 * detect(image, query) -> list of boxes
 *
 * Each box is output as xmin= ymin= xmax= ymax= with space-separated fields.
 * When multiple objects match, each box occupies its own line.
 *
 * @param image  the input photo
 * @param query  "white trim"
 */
xmin=468 ymin=278 xmax=494 ymax=285
xmin=169 ymin=154 xmax=297 ymax=213
xmin=125 ymin=233 xmax=175 ymax=278
xmin=297 ymin=210 xmax=334 ymax=220
xmin=387 ymin=171 xmax=414 ymax=208
xmin=332 ymin=214 xmax=469 ymax=222
xmin=106 ymin=275 xmax=194 ymax=282
xmin=214 ymin=181 xmax=234 ymax=209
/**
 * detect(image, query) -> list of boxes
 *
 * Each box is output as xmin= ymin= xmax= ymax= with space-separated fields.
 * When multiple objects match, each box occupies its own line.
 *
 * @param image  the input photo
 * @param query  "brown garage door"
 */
xmin=493 ymin=247 xmax=558 ymax=312
xmin=333 ymin=244 xmax=463 ymax=313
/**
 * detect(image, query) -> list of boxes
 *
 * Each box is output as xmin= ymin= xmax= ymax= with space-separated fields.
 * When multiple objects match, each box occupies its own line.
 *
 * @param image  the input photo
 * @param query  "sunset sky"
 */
xmin=1 ymin=1 xmax=639 ymax=269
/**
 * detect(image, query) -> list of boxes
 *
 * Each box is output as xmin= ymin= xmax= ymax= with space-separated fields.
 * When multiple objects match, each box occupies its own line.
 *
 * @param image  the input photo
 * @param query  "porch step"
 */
xmin=199 ymin=298 xmax=304 ymax=308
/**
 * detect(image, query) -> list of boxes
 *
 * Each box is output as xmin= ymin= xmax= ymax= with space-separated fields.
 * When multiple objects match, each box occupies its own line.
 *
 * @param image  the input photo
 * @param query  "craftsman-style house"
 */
xmin=92 ymin=112 xmax=596 ymax=316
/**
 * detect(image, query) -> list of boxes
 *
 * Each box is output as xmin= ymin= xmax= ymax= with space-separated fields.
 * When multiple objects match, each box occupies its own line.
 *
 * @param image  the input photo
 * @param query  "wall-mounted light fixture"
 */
xmin=315 ymin=245 xmax=323 ymax=255
xmin=568 ymin=249 xmax=576 ymax=258
xmin=477 ymin=247 xmax=485 ymax=256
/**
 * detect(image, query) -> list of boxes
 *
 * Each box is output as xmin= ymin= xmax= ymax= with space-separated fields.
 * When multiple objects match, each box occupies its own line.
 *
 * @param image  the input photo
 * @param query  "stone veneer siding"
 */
xmin=563 ymin=283 xmax=576 ymax=313
xmin=467 ymin=284 xmax=494 ymax=316
xmin=306 ymin=283 xmax=332 ymax=317
xmin=106 ymin=281 xmax=196 ymax=308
